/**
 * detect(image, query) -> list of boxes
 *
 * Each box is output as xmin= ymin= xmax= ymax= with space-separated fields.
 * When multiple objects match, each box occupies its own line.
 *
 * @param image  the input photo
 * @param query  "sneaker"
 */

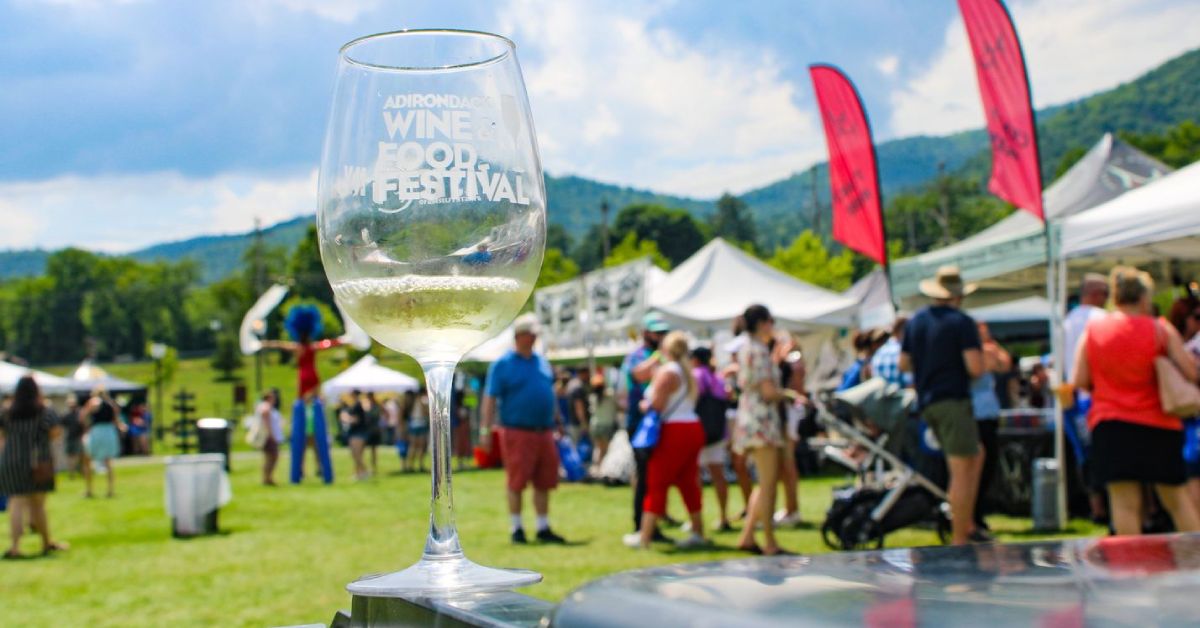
xmin=536 ymin=528 xmax=566 ymax=544
xmin=774 ymin=510 xmax=803 ymax=528
xmin=675 ymin=534 xmax=710 ymax=550
xmin=511 ymin=528 xmax=528 ymax=544
xmin=622 ymin=533 xmax=645 ymax=548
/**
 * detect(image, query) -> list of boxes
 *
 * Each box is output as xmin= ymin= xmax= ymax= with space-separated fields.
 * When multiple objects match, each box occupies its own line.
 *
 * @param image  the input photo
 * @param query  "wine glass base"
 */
xmin=347 ymin=555 xmax=543 ymax=598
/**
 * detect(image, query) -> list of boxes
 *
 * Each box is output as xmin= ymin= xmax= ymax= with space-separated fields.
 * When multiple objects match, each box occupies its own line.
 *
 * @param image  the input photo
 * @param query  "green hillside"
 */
xmin=2 ymin=47 xmax=1197 ymax=280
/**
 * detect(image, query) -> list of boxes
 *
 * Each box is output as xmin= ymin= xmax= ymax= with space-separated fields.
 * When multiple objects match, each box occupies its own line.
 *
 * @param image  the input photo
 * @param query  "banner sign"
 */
xmin=809 ymin=64 xmax=887 ymax=265
xmin=958 ymin=0 xmax=1045 ymax=221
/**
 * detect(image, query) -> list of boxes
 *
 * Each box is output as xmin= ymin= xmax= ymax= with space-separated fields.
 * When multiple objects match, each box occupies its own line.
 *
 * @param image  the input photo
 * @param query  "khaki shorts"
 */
xmin=923 ymin=399 xmax=980 ymax=457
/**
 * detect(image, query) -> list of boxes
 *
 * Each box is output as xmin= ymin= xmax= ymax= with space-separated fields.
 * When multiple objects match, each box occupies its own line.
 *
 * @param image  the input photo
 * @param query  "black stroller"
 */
xmin=815 ymin=378 xmax=951 ymax=550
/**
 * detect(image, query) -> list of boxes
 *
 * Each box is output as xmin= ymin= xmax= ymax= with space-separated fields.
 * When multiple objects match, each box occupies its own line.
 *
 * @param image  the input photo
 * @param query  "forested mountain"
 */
xmin=2 ymin=47 xmax=1197 ymax=280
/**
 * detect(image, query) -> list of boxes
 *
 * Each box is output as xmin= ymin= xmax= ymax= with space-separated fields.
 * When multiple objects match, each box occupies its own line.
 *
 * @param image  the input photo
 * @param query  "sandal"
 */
xmin=737 ymin=543 xmax=763 ymax=555
xmin=3 ymin=550 xmax=24 ymax=560
xmin=42 ymin=541 xmax=70 ymax=555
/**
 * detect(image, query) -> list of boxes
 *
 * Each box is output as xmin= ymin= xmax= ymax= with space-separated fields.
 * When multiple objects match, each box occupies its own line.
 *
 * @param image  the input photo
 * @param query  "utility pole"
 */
xmin=600 ymin=199 xmax=611 ymax=262
xmin=809 ymin=168 xmax=821 ymax=239
xmin=253 ymin=217 xmax=264 ymax=394
xmin=935 ymin=161 xmax=953 ymax=246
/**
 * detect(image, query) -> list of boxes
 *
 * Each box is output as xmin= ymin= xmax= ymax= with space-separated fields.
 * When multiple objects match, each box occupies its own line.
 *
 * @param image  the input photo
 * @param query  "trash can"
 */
xmin=196 ymin=418 xmax=231 ymax=471
xmin=164 ymin=454 xmax=232 ymax=537
xmin=1031 ymin=457 xmax=1060 ymax=531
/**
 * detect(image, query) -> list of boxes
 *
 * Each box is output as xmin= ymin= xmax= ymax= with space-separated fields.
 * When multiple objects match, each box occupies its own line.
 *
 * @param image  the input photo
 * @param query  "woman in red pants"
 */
xmin=625 ymin=331 xmax=709 ymax=550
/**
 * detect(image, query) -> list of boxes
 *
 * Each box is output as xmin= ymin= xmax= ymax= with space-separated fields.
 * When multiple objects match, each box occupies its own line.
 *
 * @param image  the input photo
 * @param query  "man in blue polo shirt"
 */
xmin=482 ymin=314 xmax=566 ymax=544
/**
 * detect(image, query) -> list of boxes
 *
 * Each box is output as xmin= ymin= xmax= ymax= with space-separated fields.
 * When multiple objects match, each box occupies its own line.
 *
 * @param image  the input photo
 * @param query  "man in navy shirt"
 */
xmin=900 ymin=266 xmax=985 ymax=545
xmin=482 ymin=314 xmax=566 ymax=544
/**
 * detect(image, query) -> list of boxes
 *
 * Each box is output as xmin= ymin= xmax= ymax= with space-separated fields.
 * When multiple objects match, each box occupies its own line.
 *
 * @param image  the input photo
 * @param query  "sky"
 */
xmin=0 ymin=0 xmax=1197 ymax=252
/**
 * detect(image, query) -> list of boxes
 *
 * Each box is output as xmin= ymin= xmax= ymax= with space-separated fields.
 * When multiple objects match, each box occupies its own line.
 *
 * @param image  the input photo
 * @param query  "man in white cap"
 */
xmin=900 ymin=266 xmax=986 ymax=545
xmin=481 ymin=313 xmax=566 ymax=544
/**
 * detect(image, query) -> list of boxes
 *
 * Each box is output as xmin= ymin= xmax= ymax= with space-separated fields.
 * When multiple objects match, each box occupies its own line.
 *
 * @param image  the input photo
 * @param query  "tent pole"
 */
xmin=1044 ymin=222 xmax=1068 ymax=530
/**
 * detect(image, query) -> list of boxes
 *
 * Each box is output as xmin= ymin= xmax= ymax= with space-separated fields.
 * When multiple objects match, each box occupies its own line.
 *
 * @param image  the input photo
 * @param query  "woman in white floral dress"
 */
xmin=733 ymin=304 xmax=790 ymax=555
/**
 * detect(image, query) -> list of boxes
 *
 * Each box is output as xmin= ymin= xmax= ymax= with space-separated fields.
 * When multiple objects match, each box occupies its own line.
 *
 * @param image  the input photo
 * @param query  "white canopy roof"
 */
xmin=321 ymin=356 xmax=419 ymax=400
xmin=0 ymin=361 xmax=74 ymax=396
xmin=1063 ymin=159 xmax=1200 ymax=261
xmin=649 ymin=238 xmax=857 ymax=328
xmin=889 ymin=134 xmax=1171 ymax=297
xmin=70 ymin=361 xmax=146 ymax=394
xmin=968 ymin=296 xmax=1051 ymax=324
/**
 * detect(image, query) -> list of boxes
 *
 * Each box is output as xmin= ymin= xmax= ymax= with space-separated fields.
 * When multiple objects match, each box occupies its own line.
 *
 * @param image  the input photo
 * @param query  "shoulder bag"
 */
xmin=1154 ymin=322 xmax=1200 ymax=417
xmin=630 ymin=392 xmax=687 ymax=451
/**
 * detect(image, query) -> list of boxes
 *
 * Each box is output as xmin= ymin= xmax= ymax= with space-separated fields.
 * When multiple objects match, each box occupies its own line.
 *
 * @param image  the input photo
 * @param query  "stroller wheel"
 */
xmin=820 ymin=521 xmax=842 ymax=551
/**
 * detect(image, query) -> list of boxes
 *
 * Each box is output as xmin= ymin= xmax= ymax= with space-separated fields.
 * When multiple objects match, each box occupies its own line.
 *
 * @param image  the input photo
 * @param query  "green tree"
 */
xmin=604 ymin=233 xmax=670 ymax=270
xmin=710 ymin=193 xmax=759 ymax=252
xmin=611 ymin=203 xmax=707 ymax=267
xmin=289 ymin=225 xmax=334 ymax=307
xmin=535 ymin=248 xmax=580 ymax=289
xmin=210 ymin=333 xmax=244 ymax=382
xmin=546 ymin=223 xmax=574 ymax=255
xmin=767 ymin=230 xmax=854 ymax=291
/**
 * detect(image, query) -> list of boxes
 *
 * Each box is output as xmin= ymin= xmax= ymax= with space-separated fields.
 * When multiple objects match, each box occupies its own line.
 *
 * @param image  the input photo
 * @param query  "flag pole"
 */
xmin=997 ymin=0 xmax=1067 ymax=530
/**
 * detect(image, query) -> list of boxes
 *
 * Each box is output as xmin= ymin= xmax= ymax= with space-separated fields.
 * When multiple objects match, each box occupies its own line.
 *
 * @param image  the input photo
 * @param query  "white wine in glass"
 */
xmin=317 ymin=29 xmax=546 ymax=597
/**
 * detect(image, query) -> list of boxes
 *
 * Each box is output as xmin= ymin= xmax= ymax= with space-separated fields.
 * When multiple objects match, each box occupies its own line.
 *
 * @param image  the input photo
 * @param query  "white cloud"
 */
xmin=0 ymin=171 xmax=315 ymax=252
xmin=876 ymin=54 xmax=900 ymax=77
xmin=499 ymin=0 xmax=821 ymax=197
xmin=264 ymin=0 xmax=380 ymax=23
xmin=888 ymin=0 xmax=1200 ymax=138
xmin=0 ymin=200 xmax=43 ymax=248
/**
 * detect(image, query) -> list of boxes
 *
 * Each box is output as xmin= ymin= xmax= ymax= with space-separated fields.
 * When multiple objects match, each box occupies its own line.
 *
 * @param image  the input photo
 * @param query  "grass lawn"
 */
xmin=1 ymin=445 xmax=1104 ymax=627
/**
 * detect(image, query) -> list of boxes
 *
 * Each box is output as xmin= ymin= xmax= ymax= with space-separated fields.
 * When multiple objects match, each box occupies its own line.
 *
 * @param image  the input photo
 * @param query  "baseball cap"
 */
xmin=642 ymin=311 xmax=671 ymax=333
xmin=513 ymin=313 xmax=540 ymax=335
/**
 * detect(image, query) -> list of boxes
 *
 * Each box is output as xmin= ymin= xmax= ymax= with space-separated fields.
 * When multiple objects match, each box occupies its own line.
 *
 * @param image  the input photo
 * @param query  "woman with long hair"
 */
xmin=83 ymin=387 xmax=125 ymax=498
xmin=733 ymin=304 xmax=791 ymax=555
xmin=261 ymin=305 xmax=343 ymax=484
xmin=257 ymin=388 xmax=284 ymax=486
xmin=2 ymin=376 xmax=68 ymax=558
xmin=1073 ymin=267 xmax=1200 ymax=535
xmin=625 ymin=331 xmax=709 ymax=549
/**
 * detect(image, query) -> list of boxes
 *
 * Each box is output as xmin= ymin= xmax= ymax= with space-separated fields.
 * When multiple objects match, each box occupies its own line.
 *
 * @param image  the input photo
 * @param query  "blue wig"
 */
xmin=284 ymin=305 xmax=324 ymax=342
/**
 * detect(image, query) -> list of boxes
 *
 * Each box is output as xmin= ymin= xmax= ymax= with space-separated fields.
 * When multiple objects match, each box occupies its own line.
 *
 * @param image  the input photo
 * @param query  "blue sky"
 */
xmin=1 ymin=0 xmax=1196 ymax=251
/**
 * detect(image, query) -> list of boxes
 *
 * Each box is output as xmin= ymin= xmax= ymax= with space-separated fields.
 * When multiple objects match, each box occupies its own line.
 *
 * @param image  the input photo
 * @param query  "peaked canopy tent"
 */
xmin=649 ymin=238 xmax=858 ymax=329
xmin=321 ymin=356 xmax=420 ymax=401
xmin=844 ymin=269 xmax=895 ymax=328
xmin=889 ymin=134 xmax=1172 ymax=300
xmin=70 ymin=361 xmax=147 ymax=395
xmin=0 ymin=361 xmax=74 ymax=396
xmin=1063 ymin=159 xmax=1200 ymax=263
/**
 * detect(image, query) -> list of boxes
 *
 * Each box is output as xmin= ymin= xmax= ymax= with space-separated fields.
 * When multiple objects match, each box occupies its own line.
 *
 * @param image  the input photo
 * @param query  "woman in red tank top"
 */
xmin=1073 ymin=267 xmax=1200 ymax=535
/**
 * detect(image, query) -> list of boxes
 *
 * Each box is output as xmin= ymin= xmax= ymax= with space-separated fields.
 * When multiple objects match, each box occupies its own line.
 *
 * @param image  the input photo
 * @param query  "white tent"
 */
xmin=649 ymin=238 xmax=857 ymax=328
xmin=968 ymin=296 xmax=1052 ymax=324
xmin=0 ymin=361 xmax=74 ymax=396
xmin=321 ymin=356 xmax=419 ymax=401
xmin=1063 ymin=159 xmax=1200 ymax=262
xmin=843 ymin=269 xmax=896 ymax=328
xmin=890 ymin=134 xmax=1171 ymax=298
xmin=70 ymin=361 xmax=146 ymax=395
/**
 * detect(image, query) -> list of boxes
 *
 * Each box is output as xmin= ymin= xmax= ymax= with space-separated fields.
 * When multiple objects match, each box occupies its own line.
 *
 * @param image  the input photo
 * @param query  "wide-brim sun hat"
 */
xmin=919 ymin=265 xmax=977 ymax=300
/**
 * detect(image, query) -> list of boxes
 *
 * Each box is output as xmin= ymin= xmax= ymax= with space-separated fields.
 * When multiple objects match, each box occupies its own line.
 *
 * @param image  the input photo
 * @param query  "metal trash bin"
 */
xmin=197 ymin=417 xmax=231 ymax=471
xmin=164 ymin=454 xmax=232 ymax=537
xmin=1031 ymin=457 xmax=1059 ymax=531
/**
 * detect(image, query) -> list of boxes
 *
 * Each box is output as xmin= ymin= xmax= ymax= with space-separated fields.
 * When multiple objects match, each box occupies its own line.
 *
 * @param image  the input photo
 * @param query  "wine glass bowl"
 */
xmin=317 ymin=29 xmax=545 ymax=597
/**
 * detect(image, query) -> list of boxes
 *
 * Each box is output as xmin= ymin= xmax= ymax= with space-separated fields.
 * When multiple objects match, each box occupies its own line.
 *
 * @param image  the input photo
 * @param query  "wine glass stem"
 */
xmin=421 ymin=362 xmax=463 ymax=560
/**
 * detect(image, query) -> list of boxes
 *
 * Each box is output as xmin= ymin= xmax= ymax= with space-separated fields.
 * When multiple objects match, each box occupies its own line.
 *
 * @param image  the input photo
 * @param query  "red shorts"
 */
xmin=499 ymin=428 xmax=559 ymax=492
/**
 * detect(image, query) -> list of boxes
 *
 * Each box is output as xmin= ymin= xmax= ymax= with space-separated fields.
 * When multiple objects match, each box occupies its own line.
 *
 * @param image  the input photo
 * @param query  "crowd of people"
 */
xmin=9 ymin=262 xmax=1200 ymax=560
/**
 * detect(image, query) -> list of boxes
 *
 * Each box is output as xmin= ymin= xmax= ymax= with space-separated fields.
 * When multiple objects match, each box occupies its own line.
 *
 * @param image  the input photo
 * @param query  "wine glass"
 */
xmin=316 ymin=29 xmax=546 ymax=597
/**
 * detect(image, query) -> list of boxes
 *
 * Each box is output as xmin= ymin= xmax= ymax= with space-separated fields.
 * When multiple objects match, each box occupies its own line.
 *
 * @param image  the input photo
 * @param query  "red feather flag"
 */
xmin=809 ymin=64 xmax=887 ymax=265
xmin=958 ymin=0 xmax=1045 ymax=221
